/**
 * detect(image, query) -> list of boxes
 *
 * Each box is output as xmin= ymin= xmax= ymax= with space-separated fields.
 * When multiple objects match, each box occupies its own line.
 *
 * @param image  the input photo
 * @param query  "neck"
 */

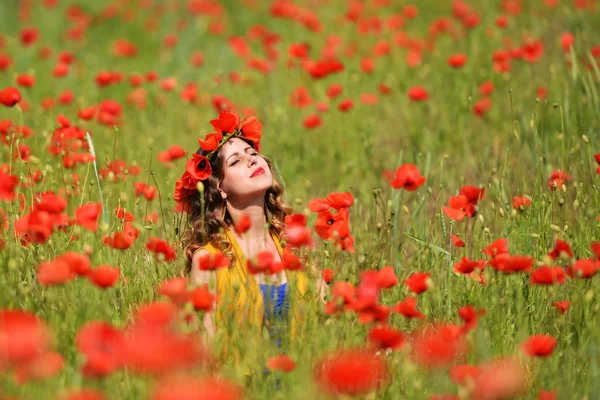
xmin=226 ymin=197 xmax=269 ymax=241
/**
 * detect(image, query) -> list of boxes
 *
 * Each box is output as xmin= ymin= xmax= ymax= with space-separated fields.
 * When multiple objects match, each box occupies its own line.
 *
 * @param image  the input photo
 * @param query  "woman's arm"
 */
xmin=190 ymin=249 xmax=217 ymax=346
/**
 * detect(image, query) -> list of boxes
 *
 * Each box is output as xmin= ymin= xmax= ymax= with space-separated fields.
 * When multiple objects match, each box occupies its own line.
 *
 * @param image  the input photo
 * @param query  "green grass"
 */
xmin=1 ymin=0 xmax=600 ymax=399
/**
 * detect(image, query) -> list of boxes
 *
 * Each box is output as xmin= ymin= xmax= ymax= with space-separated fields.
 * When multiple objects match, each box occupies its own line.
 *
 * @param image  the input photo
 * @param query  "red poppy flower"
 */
xmin=405 ymin=272 xmax=431 ymax=294
xmin=158 ymin=277 xmax=189 ymax=305
xmin=393 ymin=296 xmax=425 ymax=319
xmin=14 ymin=210 xmax=55 ymax=244
xmin=284 ymin=214 xmax=314 ymax=248
xmin=458 ymin=305 xmax=486 ymax=332
xmin=20 ymin=27 xmax=39 ymax=46
xmin=530 ymin=266 xmax=566 ymax=285
xmin=58 ymin=389 xmax=107 ymax=400
xmin=408 ymin=86 xmax=428 ymax=101
xmin=185 ymin=154 xmax=212 ymax=181
xmin=548 ymin=239 xmax=573 ymax=260
xmin=376 ymin=266 xmax=398 ymax=289
xmin=411 ymin=324 xmax=467 ymax=368
xmin=152 ymin=375 xmax=243 ymax=400
xmin=447 ymin=53 xmax=467 ymax=68
xmin=389 ymin=164 xmax=426 ymax=190
xmin=520 ymin=334 xmax=557 ymax=357
xmin=566 ymin=258 xmax=599 ymax=279
xmin=88 ymin=265 xmax=121 ymax=289
xmin=16 ymin=73 xmax=35 ymax=88
xmin=473 ymin=97 xmax=492 ymax=117
xmin=313 ymin=348 xmax=389 ymax=395
xmin=197 ymin=132 xmax=223 ymax=152
xmin=234 ymin=214 xmax=251 ymax=234
xmin=368 ymin=325 xmax=405 ymax=350
xmin=453 ymin=257 xmax=485 ymax=275
xmin=442 ymin=195 xmax=469 ymax=221
xmin=471 ymin=358 xmax=528 ymax=400
xmin=560 ymin=32 xmax=574 ymax=52
xmin=303 ymin=114 xmax=322 ymax=129
xmin=326 ymin=83 xmax=343 ymax=98
xmin=324 ymin=192 xmax=354 ymax=210
xmin=197 ymin=251 xmax=231 ymax=271
xmin=247 ymin=251 xmax=282 ymax=275
xmin=482 ymin=238 xmax=509 ymax=258
xmin=74 ymin=202 xmax=102 ymax=231
xmin=451 ymin=235 xmax=465 ymax=247
xmin=488 ymin=254 xmax=533 ymax=274
xmin=0 ymin=86 xmax=22 ymax=107
xmin=37 ymin=257 xmax=77 ymax=286
xmin=512 ymin=195 xmax=531 ymax=211
xmin=267 ymin=355 xmax=296 ymax=372
xmin=239 ymin=115 xmax=262 ymax=146
xmin=76 ymin=321 xmax=123 ymax=377
xmin=145 ymin=238 xmax=177 ymax=262
xmin=0 ymin=170 xmax=19 ymax=201
xmin=449 ymin=364 xmax=481 ymax=385
xmin=210 ymin=110 xmax=240 ymax=133
xmin=135 ymin=302 xmax=179 ymax=327
xmin=0 ymin=309 xmax=51 ymax=366
xmin=290 ymin=86 xmax=313 ymax=108
xmin=338 ymin=99 xmax=353 ymax=111
xmin=521 ymin=39 xmax=544 ymax=63
xmin=554 ymin=300 xmax=570 ymax=315
xmin=479 ymin=80 xmax=494 ymax=96
xmin=188 ymin=284 xmax=216 ymax=312
xmin=547 ymin=170 xmax=570 ymax=189
xmin=14 ymin=350 xmax=64 ymax=385
xmin=322 ymin=268 xmax=334 ymax=284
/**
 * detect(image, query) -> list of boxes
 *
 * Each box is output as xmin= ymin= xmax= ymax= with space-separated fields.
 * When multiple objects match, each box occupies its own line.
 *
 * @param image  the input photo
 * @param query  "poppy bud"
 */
xmin=402 ymin=206 xmax=409 ymax=214
xmin=196 ymin=181 xmax=204 ymax=193
xmin=478 ymin=215 xmax=485 ymax=225
xmin=558 ymin=197 xmax=564 ymax=206
xmin=550 ymin=224 xmax=561 ymax=232
xmin=582 ymin=135 xmax=589 ymax=144
xmin=510 ymin=209 xmax=518 ymax=219
xmin=498 ymin=208 xmax=505 ymax=217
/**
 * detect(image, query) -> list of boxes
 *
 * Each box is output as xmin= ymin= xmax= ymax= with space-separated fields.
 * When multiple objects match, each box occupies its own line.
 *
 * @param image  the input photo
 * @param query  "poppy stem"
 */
xmin=85 ymin=132 xmax=108 ymax=226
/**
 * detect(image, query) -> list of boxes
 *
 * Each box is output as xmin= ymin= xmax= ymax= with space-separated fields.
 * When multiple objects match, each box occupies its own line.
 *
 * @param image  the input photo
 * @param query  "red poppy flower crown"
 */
xmin=173 ymin=110 xmax=263 ymax=207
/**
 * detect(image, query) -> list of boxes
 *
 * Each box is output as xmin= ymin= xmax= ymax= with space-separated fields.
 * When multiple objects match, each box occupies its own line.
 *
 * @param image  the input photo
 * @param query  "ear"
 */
xmin=219 ymin=189 xmax=227 ymax=201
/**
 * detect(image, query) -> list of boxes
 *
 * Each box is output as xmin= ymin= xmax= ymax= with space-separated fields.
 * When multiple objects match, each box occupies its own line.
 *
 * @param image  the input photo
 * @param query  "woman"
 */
xmin=175 ymin=110 xmax=325 ymax=366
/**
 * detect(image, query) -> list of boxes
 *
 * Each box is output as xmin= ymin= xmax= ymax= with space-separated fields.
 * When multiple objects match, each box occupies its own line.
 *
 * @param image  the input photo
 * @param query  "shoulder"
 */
xmin=192 ymin=242 xmax=221 ymax=258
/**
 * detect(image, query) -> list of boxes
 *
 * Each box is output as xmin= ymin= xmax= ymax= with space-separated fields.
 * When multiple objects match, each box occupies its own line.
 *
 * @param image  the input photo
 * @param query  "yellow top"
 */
xmin=192 ymin=228 xmax=310 ymax=354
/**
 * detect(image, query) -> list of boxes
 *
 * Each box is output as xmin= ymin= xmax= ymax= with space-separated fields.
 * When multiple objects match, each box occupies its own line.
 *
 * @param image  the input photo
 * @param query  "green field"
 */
xmin=1 ymin=0 xmax=600 ymax=399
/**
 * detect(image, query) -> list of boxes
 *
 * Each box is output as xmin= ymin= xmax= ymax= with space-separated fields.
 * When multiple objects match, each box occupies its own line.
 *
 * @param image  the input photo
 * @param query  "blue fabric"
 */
xmin=259 ymin=282 xmax=289 ymax=390
xmin=258 ymin=282 xmax=289 ymax=348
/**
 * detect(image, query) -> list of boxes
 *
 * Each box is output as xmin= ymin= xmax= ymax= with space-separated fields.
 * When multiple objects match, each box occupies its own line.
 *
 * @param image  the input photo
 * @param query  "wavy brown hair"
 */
xmin=181 ymin=137 xmax=292 ymax=272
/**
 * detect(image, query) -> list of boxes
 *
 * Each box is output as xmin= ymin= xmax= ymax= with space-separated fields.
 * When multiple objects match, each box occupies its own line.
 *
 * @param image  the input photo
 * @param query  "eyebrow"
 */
xmin=226 ymin=146 xmax=254 ymax=163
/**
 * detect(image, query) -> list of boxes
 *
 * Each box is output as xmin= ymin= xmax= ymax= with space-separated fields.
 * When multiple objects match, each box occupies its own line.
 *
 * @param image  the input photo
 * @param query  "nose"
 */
xmin=245 ymin=153 xmax=257 ymax=167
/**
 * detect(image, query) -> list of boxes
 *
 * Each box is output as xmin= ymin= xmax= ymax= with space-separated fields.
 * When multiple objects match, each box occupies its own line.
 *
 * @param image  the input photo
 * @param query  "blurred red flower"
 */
xmin=267 ymin=354 xmax=296 ymax=372
xmin=520 ymin=334 xmax=557 ymax=357
xmin=88 ymin=265 xmax=121 ymax=289
xmin=393 ymin=296 xmax=425 ymax=319
xmin=529 ymin=266 xmax=566 ymax=285
xmin=408 ymin=86 xmax=428 ymax=101
xmin=389 ymin=164 xmax=426 ymax=191
xmin=314 ymin=348 xmax=389 ymax=395
xmin=405 ymin=272 xmax=431 ymax=294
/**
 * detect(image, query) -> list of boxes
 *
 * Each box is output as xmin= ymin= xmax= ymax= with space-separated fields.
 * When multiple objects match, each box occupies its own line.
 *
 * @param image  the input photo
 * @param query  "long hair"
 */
xmin=181 ymin=137 xmax=291 ymax=272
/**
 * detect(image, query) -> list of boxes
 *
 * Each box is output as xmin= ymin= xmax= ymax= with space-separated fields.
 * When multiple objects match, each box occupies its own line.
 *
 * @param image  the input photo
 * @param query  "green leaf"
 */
xmin=404 ymin=232 xmax=450 ymax=255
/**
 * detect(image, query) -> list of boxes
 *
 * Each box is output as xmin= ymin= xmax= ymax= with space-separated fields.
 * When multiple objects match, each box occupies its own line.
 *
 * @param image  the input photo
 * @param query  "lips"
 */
xmin=250 ymin=167 xmax=265 ymax=178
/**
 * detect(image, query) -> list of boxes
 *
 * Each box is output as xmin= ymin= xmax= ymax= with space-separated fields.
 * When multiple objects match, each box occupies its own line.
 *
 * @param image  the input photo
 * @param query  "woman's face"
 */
xmin=218 ymin=137 xmax=273 ymax=202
